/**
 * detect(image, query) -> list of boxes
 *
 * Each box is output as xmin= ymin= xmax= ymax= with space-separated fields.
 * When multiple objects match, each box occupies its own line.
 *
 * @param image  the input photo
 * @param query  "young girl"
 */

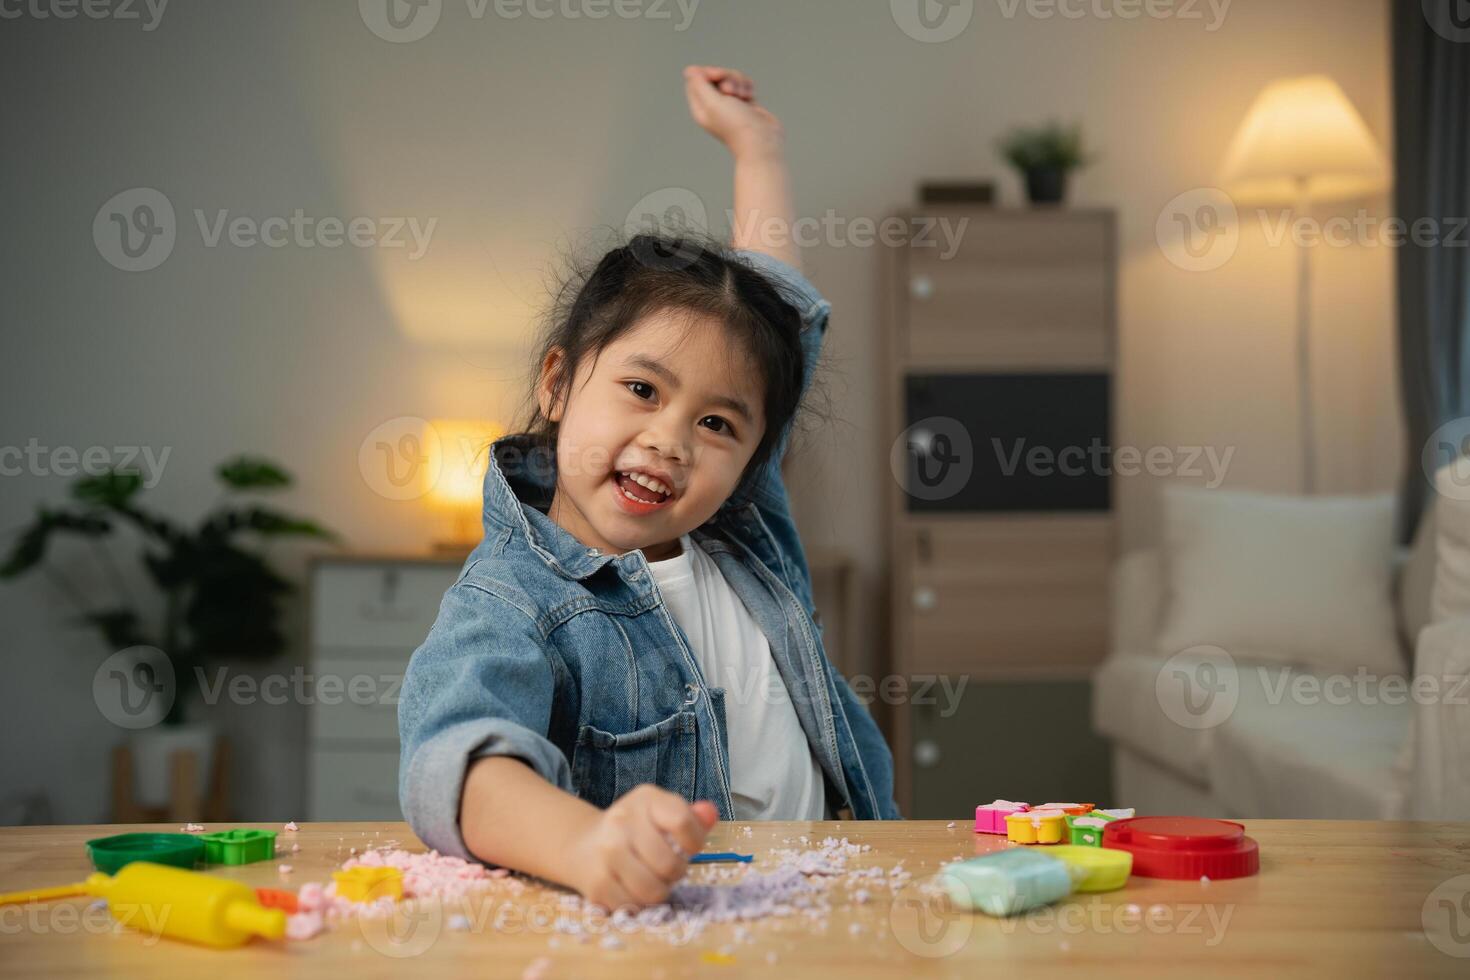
xmin=398 ymin=65 xmax=898 ymax=911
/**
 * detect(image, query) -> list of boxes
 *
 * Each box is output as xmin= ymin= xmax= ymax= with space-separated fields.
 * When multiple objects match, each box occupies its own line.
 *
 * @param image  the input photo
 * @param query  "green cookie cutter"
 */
xmin=199 ymin=828 xmax=278 ymax=865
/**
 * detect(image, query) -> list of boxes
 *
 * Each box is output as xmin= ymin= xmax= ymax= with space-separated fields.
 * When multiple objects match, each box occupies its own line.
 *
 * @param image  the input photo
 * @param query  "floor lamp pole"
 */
xmin=1294 ymin=177 xmax=1315 ymax=495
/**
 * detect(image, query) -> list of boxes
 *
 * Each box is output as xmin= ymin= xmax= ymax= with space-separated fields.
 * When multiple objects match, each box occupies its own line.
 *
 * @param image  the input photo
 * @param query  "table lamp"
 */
xmin=1218 ymin=75 xmax=1389 ymax=493
xmin=426 ymin=418 xmax=502 ymax=553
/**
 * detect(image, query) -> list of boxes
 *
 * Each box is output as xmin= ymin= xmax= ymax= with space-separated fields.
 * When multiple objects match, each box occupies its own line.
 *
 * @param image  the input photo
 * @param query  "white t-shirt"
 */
xmin=646 ymin=534 xmax=827 ymax=821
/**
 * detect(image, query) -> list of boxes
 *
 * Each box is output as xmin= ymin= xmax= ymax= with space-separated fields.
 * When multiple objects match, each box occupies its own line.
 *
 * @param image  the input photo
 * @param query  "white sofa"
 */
xmin=1093 ymin=495 xmax=1470 ymax=820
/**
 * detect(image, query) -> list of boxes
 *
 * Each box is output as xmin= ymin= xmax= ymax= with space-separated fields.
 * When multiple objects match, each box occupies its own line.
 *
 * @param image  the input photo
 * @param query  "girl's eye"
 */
xmin=700 ymin=415 xmax=733 ymax=436
xmin=625 ymin=381 xmax=655 ymax=400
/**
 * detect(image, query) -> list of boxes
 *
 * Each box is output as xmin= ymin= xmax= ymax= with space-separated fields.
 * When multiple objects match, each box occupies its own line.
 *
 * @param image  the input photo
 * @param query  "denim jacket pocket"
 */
xmin=572 ymin=709 xmax=698 ymax=808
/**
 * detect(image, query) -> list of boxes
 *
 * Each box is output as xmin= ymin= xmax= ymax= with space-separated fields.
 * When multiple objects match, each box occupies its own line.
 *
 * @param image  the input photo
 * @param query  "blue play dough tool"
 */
xmin=690 ymin=852 xmax=754 ymax=864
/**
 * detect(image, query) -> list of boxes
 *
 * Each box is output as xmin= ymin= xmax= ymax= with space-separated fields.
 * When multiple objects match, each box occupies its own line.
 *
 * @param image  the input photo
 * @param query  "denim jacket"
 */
xmin=397 ymin=250 xmax=900 ymax=862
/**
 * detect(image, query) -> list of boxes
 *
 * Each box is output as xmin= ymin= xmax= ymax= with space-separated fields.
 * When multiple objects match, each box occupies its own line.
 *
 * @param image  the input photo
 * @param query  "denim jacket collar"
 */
xmin=480 ymin=434 xmax=613 ymax=580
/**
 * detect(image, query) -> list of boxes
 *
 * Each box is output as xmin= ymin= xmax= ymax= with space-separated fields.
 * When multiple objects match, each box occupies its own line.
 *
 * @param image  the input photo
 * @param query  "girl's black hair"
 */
xmin=520 ymin=233 xmax=808 ymax=497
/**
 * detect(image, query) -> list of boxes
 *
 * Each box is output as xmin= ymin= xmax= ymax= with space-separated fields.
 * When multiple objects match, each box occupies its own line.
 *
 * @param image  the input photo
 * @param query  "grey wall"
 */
xmin=1 ymin=0 xmax=1398 ymax=823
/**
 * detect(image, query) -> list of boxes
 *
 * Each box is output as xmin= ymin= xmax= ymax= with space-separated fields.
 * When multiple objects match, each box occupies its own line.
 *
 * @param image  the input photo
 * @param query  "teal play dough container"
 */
xmin=939 ymin=849 xmax=1076 ymax=917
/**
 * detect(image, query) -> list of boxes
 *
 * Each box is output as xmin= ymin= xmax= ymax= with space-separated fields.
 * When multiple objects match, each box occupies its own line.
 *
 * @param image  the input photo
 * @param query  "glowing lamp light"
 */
xmin=1219 ymin=75 xmax=1389 ymax=205
xmin=424 ymin=418 xmax=502 ymax=552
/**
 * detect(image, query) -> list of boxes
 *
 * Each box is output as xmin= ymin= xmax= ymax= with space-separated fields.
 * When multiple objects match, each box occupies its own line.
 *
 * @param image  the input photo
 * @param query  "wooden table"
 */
xmin=2 ymin=820 xmax=1468 ymax=978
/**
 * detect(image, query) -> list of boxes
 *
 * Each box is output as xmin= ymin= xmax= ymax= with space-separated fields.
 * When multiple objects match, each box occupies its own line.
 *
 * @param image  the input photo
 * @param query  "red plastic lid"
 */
xmin=1101 ymin=816 xmax=1259 ymax=880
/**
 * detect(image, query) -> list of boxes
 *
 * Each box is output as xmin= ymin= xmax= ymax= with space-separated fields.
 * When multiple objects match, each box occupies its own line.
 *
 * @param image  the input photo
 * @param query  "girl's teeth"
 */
xmin=622 ymin=471 xmax=670 ymax=497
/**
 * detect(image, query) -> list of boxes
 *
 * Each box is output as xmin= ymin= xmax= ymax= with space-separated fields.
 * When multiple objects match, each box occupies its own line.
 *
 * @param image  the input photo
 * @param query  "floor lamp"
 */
xmin=1218 ymin=76 xmax=1389 ymax=494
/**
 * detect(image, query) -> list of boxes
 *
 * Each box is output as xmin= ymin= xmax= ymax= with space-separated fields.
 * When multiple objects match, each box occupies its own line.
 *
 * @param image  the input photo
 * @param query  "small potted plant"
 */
xmin=996 ymin=121 xmax=1093 ymax=205
xmin=1 ymin=458 xmax=334 ymax=811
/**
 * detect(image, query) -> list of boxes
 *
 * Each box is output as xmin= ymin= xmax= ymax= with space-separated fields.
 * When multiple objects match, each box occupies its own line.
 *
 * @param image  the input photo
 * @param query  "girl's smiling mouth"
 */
xmin=611 ymin=470 xmax=675 ymax=515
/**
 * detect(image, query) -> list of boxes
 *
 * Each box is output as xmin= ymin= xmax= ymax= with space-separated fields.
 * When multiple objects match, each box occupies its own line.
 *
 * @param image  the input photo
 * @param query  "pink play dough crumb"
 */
xmin=285 ymin=912 xmax=325 ymax=941
xmin=284 ymin=821 xmax=299 ymax=832
xmin=297 ymin=882 xmax=326 ymax=911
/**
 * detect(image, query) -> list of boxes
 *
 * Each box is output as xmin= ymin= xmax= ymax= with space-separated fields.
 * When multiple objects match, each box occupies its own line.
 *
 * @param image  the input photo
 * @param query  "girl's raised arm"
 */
xmin=682 ymin=65 xmax=799 ymax=271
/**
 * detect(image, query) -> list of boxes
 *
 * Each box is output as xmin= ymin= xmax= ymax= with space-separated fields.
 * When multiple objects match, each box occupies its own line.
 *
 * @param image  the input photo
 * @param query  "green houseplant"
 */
xmin=1 ymin=457 xmax=334 ymax=726
xmin=996 ymin=121 xmax=1093 ymax=205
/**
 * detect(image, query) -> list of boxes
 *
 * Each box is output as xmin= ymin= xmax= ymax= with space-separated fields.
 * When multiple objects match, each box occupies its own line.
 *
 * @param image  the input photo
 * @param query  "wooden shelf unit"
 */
xmin=882 ymin=207 xmax=1118 ymax=814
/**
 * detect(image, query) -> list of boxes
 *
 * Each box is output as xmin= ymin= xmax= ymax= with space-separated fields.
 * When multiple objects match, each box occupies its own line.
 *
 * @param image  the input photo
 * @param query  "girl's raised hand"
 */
xmin=683 ymin=65 xmax=783 ymax=159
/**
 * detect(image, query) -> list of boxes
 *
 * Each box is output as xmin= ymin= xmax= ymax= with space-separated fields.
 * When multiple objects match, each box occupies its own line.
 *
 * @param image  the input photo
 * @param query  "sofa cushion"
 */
xmin=1156 ymin=487 xmax=1403 ymax=674
xmin=1093 ymin=653 xmax=1216 ymax=780
xmin=1208 ymin=669 xmax=1410 ymax=819
xmin=1096 ymin=652 xmax=1411 ymax=818
xmin=1111 ymin=549 xmax=1165 ymax=655
xmin=1433 ymin=464 xmax=1470 ymax=622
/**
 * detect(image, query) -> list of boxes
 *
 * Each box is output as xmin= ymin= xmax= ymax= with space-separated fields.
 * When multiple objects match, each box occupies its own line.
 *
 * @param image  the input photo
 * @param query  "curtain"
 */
xmin=1392 ymin=0 xmax=1470 ymax=539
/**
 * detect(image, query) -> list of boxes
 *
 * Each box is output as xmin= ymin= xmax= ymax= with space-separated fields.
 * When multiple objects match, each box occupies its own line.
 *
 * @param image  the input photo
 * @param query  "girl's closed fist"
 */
xmin=569 ymin=784 xmax=719 ymax=910
xmin=682 ymin=65 xmax=784 ymax=158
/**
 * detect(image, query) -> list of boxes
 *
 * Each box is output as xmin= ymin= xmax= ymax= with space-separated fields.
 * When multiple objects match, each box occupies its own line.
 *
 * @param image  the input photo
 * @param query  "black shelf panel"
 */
xmin=902 ymin=373 xmax=1112 ymax=513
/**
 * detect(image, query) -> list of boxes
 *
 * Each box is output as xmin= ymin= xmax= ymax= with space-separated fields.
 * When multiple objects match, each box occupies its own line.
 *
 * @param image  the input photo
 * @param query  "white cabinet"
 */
xmin=306 ymin=556 xmax=460 ymax=821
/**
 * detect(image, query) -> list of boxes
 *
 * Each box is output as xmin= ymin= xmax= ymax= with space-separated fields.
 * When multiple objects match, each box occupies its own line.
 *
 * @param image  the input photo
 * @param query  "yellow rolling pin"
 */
xmin=0 ymin=862 xmax=285 ymax=948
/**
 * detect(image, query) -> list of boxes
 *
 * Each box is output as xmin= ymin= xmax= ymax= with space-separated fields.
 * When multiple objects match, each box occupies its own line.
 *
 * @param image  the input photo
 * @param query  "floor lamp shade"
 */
xmin=1219 ymin=75 xmax=1389 ymax=205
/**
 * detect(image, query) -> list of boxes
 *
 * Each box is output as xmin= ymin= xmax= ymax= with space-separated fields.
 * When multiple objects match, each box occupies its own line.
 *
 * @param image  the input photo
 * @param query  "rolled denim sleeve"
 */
xmin=734 ymin=249 xmax=830 ymax=407
xmin=398 ymin=578 xmax=572 ymax=862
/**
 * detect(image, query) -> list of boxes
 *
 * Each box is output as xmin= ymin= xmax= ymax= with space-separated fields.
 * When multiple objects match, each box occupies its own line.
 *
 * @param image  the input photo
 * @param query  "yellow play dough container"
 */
xmin=1046 ymin=845 xmax=1133 ymax=892
xmin=1005 ymin=809 xmax=1067 ymax=845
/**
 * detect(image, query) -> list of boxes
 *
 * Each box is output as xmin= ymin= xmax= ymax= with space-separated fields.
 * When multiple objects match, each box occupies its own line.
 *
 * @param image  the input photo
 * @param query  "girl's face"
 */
xmin=537 ymin=309 xmax=766 ymax=562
